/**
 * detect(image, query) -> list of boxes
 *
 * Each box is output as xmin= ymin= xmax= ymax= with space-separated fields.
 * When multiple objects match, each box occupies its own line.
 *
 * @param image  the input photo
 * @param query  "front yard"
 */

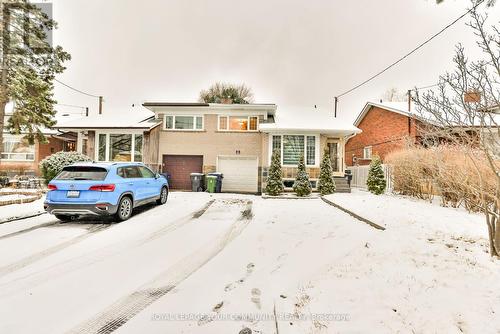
xmin=0 ymin=190 xmax=497 ymax=333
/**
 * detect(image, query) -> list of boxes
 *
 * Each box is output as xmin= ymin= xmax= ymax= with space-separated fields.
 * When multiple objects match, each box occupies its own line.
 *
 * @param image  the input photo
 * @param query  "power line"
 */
xmin=335 ymin=0 xmax=484 ymax=99
xmin=56 ymin=103 xmax=87 ymax=109
xmin=54 ymin=79 xmax=100 ymax=98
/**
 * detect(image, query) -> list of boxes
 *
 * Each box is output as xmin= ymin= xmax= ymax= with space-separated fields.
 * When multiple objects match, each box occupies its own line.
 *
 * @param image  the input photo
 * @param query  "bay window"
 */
xmin=1 ymin=136 xmax=35 ymax=161
xmin=218 ymin=116 xmax=259 ymax=131
xmin=96 ymin=133 xmax=143 ymax=162
xmin=271 ymin=134 xmax=317 ymax=166
xmin=164 ymin=115 xmax=203 ymax=130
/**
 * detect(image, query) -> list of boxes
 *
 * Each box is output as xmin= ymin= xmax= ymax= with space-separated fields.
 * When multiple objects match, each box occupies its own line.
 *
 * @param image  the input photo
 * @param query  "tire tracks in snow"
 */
xmin=0 ymin=200 xmax=216 ymax=296
xmin=66 ymin=201 xmax=253 ymax=334
xmin=0 ymin=220 xmax=60 ymax=240
xmin=0 ymin=224 xmax=110 ymax=278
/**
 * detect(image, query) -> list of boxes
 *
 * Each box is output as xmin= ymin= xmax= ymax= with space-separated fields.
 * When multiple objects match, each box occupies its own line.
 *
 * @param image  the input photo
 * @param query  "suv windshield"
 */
xmin=56 ymin=166 xmax=108 ymax=181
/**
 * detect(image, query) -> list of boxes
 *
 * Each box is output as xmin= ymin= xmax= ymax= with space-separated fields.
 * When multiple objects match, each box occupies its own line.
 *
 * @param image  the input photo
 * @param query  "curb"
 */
xmin=0 ymin=211 xmax=47 ymax=225
xmin=320 ymin=196 xmax=386 ymax=231
xmin=261 ymin=195 xmax=319 ymax=200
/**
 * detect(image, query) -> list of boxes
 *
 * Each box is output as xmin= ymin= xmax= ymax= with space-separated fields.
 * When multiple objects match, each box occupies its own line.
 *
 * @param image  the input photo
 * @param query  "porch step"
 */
xmin=334 ymin=177 xmax=351 ymax=193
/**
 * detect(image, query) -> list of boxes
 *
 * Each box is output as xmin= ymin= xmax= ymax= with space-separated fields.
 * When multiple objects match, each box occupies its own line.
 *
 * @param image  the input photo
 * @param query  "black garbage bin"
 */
xmin=190 ymin=173 xmax=205 ymax=192
xmin=207 ymin=172 xmax=223 ymax=193
xmin=344 ymin=169 xmax=353 ymax=187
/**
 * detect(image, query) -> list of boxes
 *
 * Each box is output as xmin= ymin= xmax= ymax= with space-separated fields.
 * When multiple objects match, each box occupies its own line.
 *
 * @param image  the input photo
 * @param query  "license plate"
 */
xmin=67 ymin=190 xmax=80 ymax=198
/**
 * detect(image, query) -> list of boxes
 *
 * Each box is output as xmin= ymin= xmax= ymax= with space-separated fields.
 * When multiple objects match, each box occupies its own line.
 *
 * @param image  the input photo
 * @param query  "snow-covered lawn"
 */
xmin=0 ymin=197 xmax=45 ymax=223
xmin=0 ymin=191 xmax=498 ymax=334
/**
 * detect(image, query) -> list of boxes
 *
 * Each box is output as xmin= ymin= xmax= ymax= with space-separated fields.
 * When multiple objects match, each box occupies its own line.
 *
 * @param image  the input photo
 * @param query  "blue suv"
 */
xmin=44 ymin=162 xmax=169 ymax=222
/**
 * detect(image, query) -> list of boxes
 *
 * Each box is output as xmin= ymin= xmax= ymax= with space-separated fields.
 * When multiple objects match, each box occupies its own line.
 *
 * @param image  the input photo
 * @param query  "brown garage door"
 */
xmin=163 ymin=155 xmax=203 ymax=190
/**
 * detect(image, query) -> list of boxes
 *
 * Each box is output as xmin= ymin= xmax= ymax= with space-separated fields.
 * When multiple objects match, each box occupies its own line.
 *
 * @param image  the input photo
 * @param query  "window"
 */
xmin=56 ymin=166 xmax=108 ymax=181
xmin=110 ymin=134 xmax=132 ymax=162
xmin=218 ymin=116 xmax=259 ymax=131
xmin=98 ymin=134 xmax=106 ymax=161
xmin=271 ymin=135 xmax=317 ymax=166
xmin=134 ymin=134 xmax=143 ymax=162
xmin=165 ymin=116 xmax=173 ymax=129
xmin=363 ymin=146 xmax=372 ymax=159
xmin=96 ymin=133 xmax=143 ymax=162
xmin=1 ymin=137 xmax=35 ymax=161
xmin=138 ymin=166 xmax=155 ymax=178
xmin=283 ymin=135 xmax=304 ymax=165
xmin=117 ymin=166 xmax=142 ymax=178
xmin=164 ymin=115 xmax=203 ymax=131
xmin=249 ymin=116 xmax=258 ymax=130
xmin=219 ymin=116 xmax=228 ymax=130
xmin=229 ymin=116 xmax=248 ymax=131
xmin=272 ymin=135 xmax=281 ymax=158
xmin=306 ymin=136 xmax=315 ymax=165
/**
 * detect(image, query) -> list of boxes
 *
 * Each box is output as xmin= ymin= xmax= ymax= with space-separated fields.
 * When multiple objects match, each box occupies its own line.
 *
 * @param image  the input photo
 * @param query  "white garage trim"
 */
xmin=216 ymin=155 xmax=259 ymax=193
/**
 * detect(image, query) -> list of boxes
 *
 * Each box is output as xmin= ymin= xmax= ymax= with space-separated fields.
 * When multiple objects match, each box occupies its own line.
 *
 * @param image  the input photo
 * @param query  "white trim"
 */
xmin=267 ymin=133 xmax=320 ymax=168
xmin=217 ymin=115 xmax=259 ymax=132
xmin=163 ymin=115 xmax=204 ymax=131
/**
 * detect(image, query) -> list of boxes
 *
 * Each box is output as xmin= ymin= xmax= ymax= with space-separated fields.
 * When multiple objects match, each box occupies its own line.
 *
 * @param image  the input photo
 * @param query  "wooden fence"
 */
xmin=346 ymin=164 xmax=393 ymax=193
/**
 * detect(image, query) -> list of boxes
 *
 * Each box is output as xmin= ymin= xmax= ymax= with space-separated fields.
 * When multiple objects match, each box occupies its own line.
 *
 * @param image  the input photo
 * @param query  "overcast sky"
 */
xmin=50 ymin=0 xmax=500 ymax=122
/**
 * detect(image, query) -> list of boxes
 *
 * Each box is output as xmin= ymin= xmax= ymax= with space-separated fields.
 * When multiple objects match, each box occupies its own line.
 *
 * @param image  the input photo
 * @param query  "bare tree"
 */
xmin=414 ymin=3 xmax=499 ymax=257
xmin=199 ymin=82 xmax=254 ymax=104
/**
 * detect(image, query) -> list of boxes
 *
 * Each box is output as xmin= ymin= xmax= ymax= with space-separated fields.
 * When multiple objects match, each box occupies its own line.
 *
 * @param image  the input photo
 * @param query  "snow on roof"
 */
xmin=259 ymin=105 xmax=361 ymax=135
xmin=54 ymin=108 xmax=159 ymax=130
xmin=357 ymin=101 xmax=499 ymax=128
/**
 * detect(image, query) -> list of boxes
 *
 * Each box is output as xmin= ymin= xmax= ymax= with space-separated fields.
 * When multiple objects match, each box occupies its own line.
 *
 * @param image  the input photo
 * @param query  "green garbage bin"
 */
xmin=206 ymin=175 xmax=217 ymax=193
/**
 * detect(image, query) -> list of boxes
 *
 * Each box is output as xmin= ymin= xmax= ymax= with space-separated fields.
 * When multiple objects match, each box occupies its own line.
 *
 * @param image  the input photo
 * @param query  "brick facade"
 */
xmin=345 ymin=106 xmax=420 ymax=166
xmin=0 ymin=137 xmax=66 ymax=176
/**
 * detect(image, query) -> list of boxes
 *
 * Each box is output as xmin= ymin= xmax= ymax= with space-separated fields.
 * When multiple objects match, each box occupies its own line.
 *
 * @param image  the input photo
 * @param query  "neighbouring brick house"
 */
xmin=345 ymin=101 xmax=423 ymax=166
xmin=0 ymin=103 xmax=76 ymax=177
xmin=55 ymin=103 xmax=360 ymax=193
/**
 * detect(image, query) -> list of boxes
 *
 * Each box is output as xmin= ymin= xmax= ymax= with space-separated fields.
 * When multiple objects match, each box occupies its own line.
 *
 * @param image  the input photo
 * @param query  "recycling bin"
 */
xmin=206 ymin=175 xmax=217 ymax=193
xmin=190 ymin=173 xmax=205 ymax=192
xmin=207 ymin=172 xmax=224 ymax=193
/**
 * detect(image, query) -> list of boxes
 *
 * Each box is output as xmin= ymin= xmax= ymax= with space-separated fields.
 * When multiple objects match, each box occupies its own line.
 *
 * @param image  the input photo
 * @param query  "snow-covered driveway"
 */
xmin=0 ymin=192 xmax=497 ymax=334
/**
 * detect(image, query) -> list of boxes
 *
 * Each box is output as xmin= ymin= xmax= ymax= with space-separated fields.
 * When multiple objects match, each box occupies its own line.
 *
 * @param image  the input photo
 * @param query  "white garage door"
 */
xmin=217 ymin=156 xmax=259 ymax=193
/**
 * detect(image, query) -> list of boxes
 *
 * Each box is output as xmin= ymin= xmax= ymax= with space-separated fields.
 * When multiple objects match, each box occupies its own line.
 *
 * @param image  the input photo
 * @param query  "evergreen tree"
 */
xmin=265 ymin=149 xmax=284 ymax=196
xmin=293 ymin=155 xmax=312 ymax=197
xmin=0 ymin=1 xmax=71 ymax=147
xmin=318 ymin=150 xmax=336 ymax=195
xmin=366 ymin=155 xmax=386 ymax=195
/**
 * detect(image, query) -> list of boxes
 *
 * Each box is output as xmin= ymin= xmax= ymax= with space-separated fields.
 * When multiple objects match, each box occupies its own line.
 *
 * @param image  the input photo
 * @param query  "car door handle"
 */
xmin=128 ymin=182 xmax=134 ymax=186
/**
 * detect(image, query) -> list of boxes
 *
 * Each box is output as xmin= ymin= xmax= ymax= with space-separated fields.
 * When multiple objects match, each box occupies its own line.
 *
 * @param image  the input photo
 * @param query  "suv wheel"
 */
xmin=157 ymin=187 xmax=168 ymax=205
xmin=116 ymin=196 xmax=133 ymax=222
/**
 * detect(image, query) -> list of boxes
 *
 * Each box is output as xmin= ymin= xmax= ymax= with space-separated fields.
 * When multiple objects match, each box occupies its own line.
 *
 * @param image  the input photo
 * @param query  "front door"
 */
xmin=327 ymin=142 xmax=340 ymax=172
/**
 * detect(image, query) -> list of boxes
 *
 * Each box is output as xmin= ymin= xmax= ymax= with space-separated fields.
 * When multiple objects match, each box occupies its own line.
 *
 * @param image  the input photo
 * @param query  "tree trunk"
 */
xmin=486 ymin=212 xmax=499 ymax=257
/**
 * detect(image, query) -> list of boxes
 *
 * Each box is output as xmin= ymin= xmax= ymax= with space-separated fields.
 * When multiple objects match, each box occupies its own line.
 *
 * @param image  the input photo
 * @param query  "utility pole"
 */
xmin=334 ymin=97 xmax=338 ymax=118
xmin=98 ymin=96 xmax=103 ymax=114
xmin=407 ymin=89 xmax=413 ymax=136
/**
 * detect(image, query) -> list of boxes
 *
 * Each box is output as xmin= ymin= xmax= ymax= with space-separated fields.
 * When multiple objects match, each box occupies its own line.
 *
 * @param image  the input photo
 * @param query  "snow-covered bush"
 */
xmin=265 ymin=149 xmax=284 ymax=196
xmin=39 ymin=151 xmax=92 ymax=183
xmin=366 ymin=155 xmax=386 ymax=195
xmin=317 ymin=150 xmax=335 ymax=195
xmin=293 ymin=155 xmax=311 ymax=197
